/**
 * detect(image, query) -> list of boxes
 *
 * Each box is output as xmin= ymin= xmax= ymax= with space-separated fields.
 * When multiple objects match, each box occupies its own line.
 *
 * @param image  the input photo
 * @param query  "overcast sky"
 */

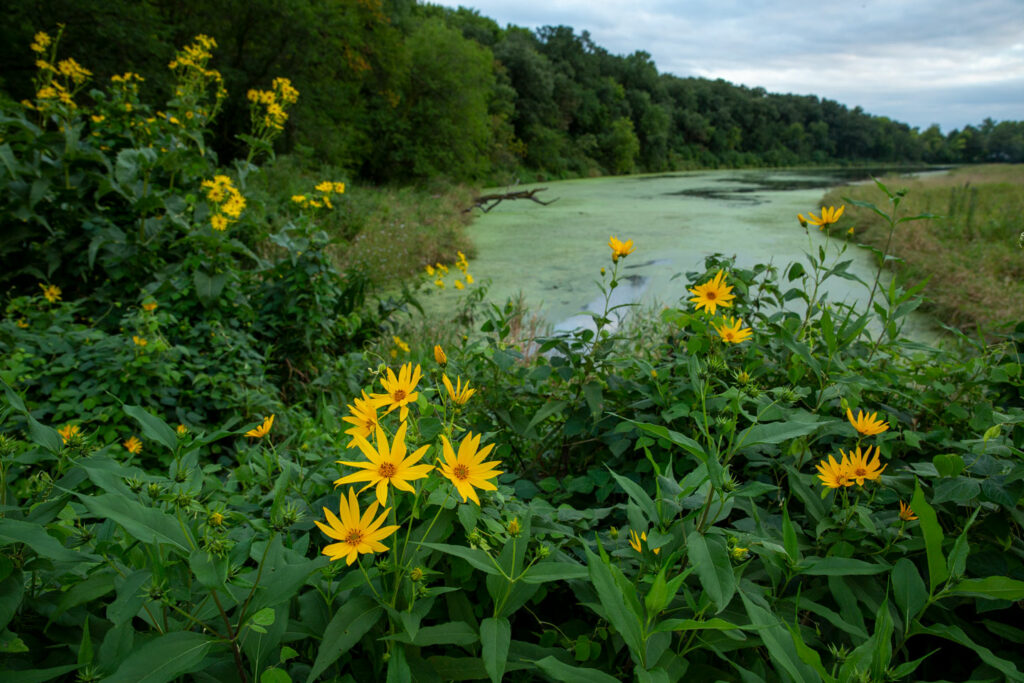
xmin=427 ymin=0 xmax=1024 ymax=133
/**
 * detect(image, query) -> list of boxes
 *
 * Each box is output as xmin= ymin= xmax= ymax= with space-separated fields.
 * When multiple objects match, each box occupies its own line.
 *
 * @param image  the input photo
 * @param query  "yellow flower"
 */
xmin=846 ymin=408 xmax=889 ymax=436
xmin=806 ymin=205 xmax=845 ymax=230
xmin=132 ymin=335 xmax=147 ymax=347
xmin=16 ymin=318 xmax=29 ymax=329
xmin=608 ymin=236 xmax=635 ymax=262
xmin=58 ymin=424 xmax=80 ymax=444
xmin=342 ymin=390 xmax=380 ymax=447
xmin=31 ymin=31 xmax=51 ymax=53
xmin=815 ymin=454 xmax=851 ymax=489
xmin=508 ymin=517 xmax=521 ymax=536
xmin=434 ymin=344 xmax=447 ymax=365
xmin=291 ymin=194 xmax=307 ymax=204
xmin=91 ymin=114 xmax=105 ymax=124
xmin=176 ymin=424 xmax=188 ymax=436
xmin=425 ymin=264 xmax=435 ymax=276
xmin=123 ymin=436 xmax=143 ymax=454
xmin=142 ymin=301 xmax=158 ymax=312
xmin=371 ymin=363 xmax=422 ymax=421
xmin=466 ymin=273 xmax=474 ymax=285
xmin=39 ymin=283 xmax=62 ymax=303
xmin=898 ymin=501 xmax=918 ymax=521
xmin=436 ymin=263 xmax=448 ymax=274
xmin=392 ymin=336 xmax=410 ymax=353
xmin=688 ymin=270 xmax=735 ymax=315
xmin=442 ymin=375 xmax=476 ymax=406
xmin=847 ymin=226 xmax=855 ymax=236
xmin=841 ymin=445 xmax=886 ymax=485
xmin=434 ymin=278 xmax=445 ymax=289
xmin=797 ymin=213 xmax=808 ymax=228
xmin=713 ymin=317 xmax=752 ymax=344
xmin=628 ymin=529 xmax=660 ymax=555
xmin=316 ymin=488 xmax=400 ymax=565
xmin=335 ymin=421 xmax=433 ymax=505
xmin=454 ymin=280 xmax=464 ymax=290
xmin=315 ymin=180 xmax=335 ymax=193
xmin=410 ymin=567 xmax=425 ymax=581
xmin=210 ymin=214 xmax=229 ymax=231
xmin=731 ymin=546 xmax=750 ymax=561
xmin=208 ymin=511 xmax=225 ymax=527
xmin=438 ymin=432 xmax=503 ymax=505
xmin=245 ymin=414 xmax=275 ymax=439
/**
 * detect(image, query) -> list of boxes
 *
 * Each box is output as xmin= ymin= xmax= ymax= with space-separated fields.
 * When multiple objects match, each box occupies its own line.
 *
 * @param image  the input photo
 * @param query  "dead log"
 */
xmin=466 ymin=187 xmax=557 ymax=213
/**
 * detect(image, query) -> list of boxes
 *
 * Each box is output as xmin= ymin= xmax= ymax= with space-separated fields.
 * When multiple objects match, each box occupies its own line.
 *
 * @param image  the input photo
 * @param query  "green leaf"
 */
xmin=912 ymin=623 xmax=1024 ymax=682
xmin=78 ymin=615 xmax=93 ymax=667
xmin=0 ymin=571 xmax=24 ymax=631
xmin=739 ymin=588 xmax=818 ymax=683
xmin=124 ymin=404 xmax=179 ymax=452
xmin=932 ymin=453 xmax=965 ymax=477
xmin=534 ymin=656 xmax=621 ymax=683
xmin=782 ymin=504 xmax=800 ymax=563
xmin=911 ymin=479 xmax=947 ymax=592
xmin=796 ymin=556 xmax=889 ymax=576
xmin=421 ymin=543 xmax=500 ymax=575
xmin=0 ymin=518 xmax=96 ymax=563
xmin=627 ymin=420 xmax=707 ymax=461
xmin=584 ymin=548 xmax=644 ymax=662
xmin=189 ymin=549 xmax=228 ymax=591
xmin=79 ymin=493 xmax=192 ymax=555
xmin=650 ymin=617 xmax=740 ymax=634
xmin=950 ymin=576 xmax=1024 ymax=601
xmin=27 ymin=415 xmax=63 ymax=453
xmin=194 ymin=269 xmax=228 ymax=307
xmin=788 ymin=623 xmax=835 ymax=683
xmin=609 ymin=469 xmax=660 ymax=525
xmin=103 ymin=631 xmax=215 ymax=683
xmin=481 ymin=617 xmax=510 ymax=683
xmin=520 ymin=560 xmax=588 ymax=584
xmin=686 ymin=531 xmax=735 ymax=613
xmin=306 ymin=595 xmax=383 ymax=683
xmin=526 ymin=400 xmax=568 ymax=432
xmin=891 ymin=559 xmax=928 ymax=627
xmin=382 ymin=621 xmax=478 ymax=647
xmin=737 ymin=417 xmax=822 ymax=449
xmin=260 ymin=668 xmax=292 ymax=683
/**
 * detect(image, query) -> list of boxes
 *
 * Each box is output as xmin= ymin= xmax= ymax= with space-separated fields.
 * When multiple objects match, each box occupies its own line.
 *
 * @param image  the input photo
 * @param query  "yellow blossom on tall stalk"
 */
xmin=442 ymin=375 xmax=476 ymax=405
xmin=898 ymin=501 xmax=918 ymax=521
xmin=336 ymin=422 xmax=433 ymax=505
xmin=454 ymin=280 xmax=464 ymax=290
xmin=713 ymin=317 xmax=753 ymax=344
xmin=688 ymin=270 xmax=735 ymax=315
xmin=438 ymin=432 xmax=503 ymax=505
xmin=168 ymin=34 xmax=228 ymax=120
xmin=434 ymin=345 xmax=447 ymax=365
xmin=806 ymin=205 xmax=845 ymax=230
xmin=30 ymin=31 xmax=52 ymax=54
xmin=392 ymin=336 xmax=410 ymax=353
xmin=371 ymin=363 xmax=422 ymax=421
xmin=245 ymin=414 xmax=275 ymax=439
xmin=608 ymin=236 xmax=635 ymax=262
xmin=815 ymin=454 xmax=851 ymax=489
xmin=846 ymin=408 xmax=889 ymax=437
xmin=132 ymin=335 xmax=147 ymax=347
xmin=176 ymin=424 xmax=189 ymax=436
xmin=39 ymin=283 xmax=61 ymax=303
xmin=841 ymin=445 xmax=887 ymax=485
xmin=343 ymin=391 xmax=380 ymax=447
xmin=316 ymin=488 xmax=400 ymax=565
xmin=123 ymin=436 xmax=143 ymax=454
xmin=142 ymin=301 xmax=158 ymax=312
xmin=58 ymin=424 xmax=80 ymax=444
xmin=628 ymin=529 xmax=660 ymax=555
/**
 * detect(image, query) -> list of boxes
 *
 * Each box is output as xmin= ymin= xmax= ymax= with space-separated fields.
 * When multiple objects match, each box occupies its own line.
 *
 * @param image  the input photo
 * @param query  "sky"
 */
xmin=427 ymin=0 xmax=1024 ymax=133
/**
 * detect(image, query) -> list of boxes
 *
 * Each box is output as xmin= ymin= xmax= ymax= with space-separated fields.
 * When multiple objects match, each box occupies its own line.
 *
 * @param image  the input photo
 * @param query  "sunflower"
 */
xmin=713 ymin=316 xmax=752 ymax=344
xmin=245 ymin=414 xmax=274 ymax=439
xmin=372 ymin=363 xmax=422 ymax=421
xmin=342 ymin=391 xmax=380 ymax=447
xmin=123 ymin=436 xmax=143 ymax=454
xmin=846 ymin=408 xmax=889 ymax=437
xmin=608 ymin=236 xmax=635 ymax=262
xmin=438 ymin=432 xmax=503 ymax=505
xmin=806 ymin=205 xmax=845 ymax=229
xmin=442 ymin=375 xmax=476 ymax=406
xmin=58 ymin=424 xmax=80 ymax=444
xmin=628 ymin=529 xmax=661 ymax=555
xmin=434 ymin=344 xmax=447 ymax=365
xmin=335 ymin=421 xmax=433 ymax=505
xmin=814 ymin=454 xmax=851 ymax=489
xmin=898 ymin=501 xmax=918 ymax=521
xmin=315 ymin=488 xmax=400 ymax=565
xmin=688 ymin=270 xmax=736 ymax=315
xmin=842 ymin=445 xmax=886 ymax=485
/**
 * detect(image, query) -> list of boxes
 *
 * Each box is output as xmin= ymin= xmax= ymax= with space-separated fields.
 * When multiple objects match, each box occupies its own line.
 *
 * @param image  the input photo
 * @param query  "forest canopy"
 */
xmin=2 ymin=0 xmax=1021 ymax=183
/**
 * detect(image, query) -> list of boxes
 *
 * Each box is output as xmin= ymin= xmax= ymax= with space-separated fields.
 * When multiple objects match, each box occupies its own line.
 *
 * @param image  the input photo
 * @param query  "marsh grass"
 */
xmin=822 ymin=164 xmax=1024 ymax=332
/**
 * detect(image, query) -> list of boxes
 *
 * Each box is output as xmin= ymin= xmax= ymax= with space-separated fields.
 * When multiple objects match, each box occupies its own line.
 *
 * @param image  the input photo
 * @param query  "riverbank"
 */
xmin=820 ymin=164 xmax=1024 ymax=333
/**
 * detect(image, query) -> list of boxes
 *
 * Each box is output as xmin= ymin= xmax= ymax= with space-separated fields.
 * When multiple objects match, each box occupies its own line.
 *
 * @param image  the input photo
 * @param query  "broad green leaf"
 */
xmin=739 ymin=588 xmax=818 ymax=683
xmin=891 ymin=558 xmax=928 ymax=628
xmin=950 ymin=576 xmax=1024 ymax=601
xmin=260 ymin=668 xmax=291 ymax=683
xmin=584 ymin=548 xmax=644 ymax=662
xmin=421 ymin=542 xmax=500 ymax=575
xmin=189 ymin=549 xmax=228 ymax=591
xmin=788 ymin=624 xmax=834 ymax=683
xmin=782 ymin=505 xmax=799 ymax=563
xmin=609 ymin=469 xmax=659 ymax=524
xmin=481 ymin=617 xmax=511 ymax=683
xmin=0 ymin=518 xmax=96 ymax=563
xmin=911 ymin=479 xmax=947 ymax=592
xmin=737 ymin=417 xmax=822 ymax=449
xmin=626 ymin=420 xmax=708 ymax=461
xmin=797 ymin=556 xmax=889 ymax=576
xmin=535 ymin=656 xmax=621 ymax=683
xmin=27 ymin=415 xmax=63 ymax=453
xmin=107 ymin=570 xmax=151 ymax=625
xmin=912 ymin=623 xmax=1024 ymax=682
xmin=526 ymin=400 xmax=568 ymax=432
xmin=79 ymin=493 xmax=192 ymax=555
xmin=386 ymin=643 xmax=411 ymax=683
xmin=932 ymin=453 xmax=964 ymax=477
xmin=686 ymin=531 xmax=735 ymax=613
xmin=888 ymin=649 xmax=939 ymax=680
xmin=0 ymin=664 xmax=78 ymax=682
xmin=306 ymin=595 xmax=383 ymax=683
xmin=0 ymin=571 xmax=23 ymax=631
xmin=103 ymin=631 xmax=214 ymax=683
xmin=124 ymin=404 xmax=179 ymax=452
xmin=382 ymin=621 xmax=478 ymax=647
xmin=193 ymin=269 xmax=228 ymax=306
xmin=520 ymin=560 xmax=588 ymax=584
xmin=650 ymin=617 xmax=740 ymax=634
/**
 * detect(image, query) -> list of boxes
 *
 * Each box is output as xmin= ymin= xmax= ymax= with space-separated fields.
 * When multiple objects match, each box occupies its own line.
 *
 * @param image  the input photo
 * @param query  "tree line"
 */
xmin=2 ymin=0 xmax=1021 ymax=183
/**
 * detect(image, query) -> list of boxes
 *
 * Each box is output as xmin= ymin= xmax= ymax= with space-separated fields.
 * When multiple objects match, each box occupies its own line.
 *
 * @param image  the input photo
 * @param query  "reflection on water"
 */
xmin=451 ymin=167 xmax=947 ymax=341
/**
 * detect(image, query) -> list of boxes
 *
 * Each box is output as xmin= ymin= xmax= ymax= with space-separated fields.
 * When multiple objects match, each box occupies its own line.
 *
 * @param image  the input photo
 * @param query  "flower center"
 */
xmin=854 ymin=467 xmax=867 ymax=477
xmin=392 ymin=389 xmax=407 ymax=402
xmin=379 ymin=462 xmax=397 ymax=479
xmin=452 ymin=464 xmax=470 ymax=481
xmin=706 ymin=291 xmax=717 ymax=300
xmin=344 ymin=529 xmax=364 ymax=545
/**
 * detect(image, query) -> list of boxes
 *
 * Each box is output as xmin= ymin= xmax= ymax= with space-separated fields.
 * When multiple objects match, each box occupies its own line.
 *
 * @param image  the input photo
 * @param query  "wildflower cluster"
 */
xmin=425 ymin=251 xmax=474 ymax=290
xmin=201 ymin=175 xmax=246 ymax=231
xmin=799 ymin=205 xmax=852 ymax=235
xmin=247 ymin=77 xmax=300 ymax=133
xmin=25 ymin=28 xmax=91 ymax=118
xmin=688 ymin=270 xmax=752 ymax=344
xmin=322 ymin=361 xmax=503 ymax=564
xmin=291 ymin=180 xmax=345 ymax=210
xmin=168 ymin=34 xmax=227 ymax=114
xmin=815 ymin=407 xmax=890 ymax=489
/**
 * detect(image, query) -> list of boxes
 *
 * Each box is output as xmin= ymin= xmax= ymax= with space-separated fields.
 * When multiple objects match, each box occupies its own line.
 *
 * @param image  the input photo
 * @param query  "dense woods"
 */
xmin=2 ymin=0 xmax=1022 ymax=185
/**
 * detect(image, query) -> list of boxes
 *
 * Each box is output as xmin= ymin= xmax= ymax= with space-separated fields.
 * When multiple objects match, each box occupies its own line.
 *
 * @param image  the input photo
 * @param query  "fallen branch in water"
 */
xmin=466 ymin=187 xmax=557 ymax=213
